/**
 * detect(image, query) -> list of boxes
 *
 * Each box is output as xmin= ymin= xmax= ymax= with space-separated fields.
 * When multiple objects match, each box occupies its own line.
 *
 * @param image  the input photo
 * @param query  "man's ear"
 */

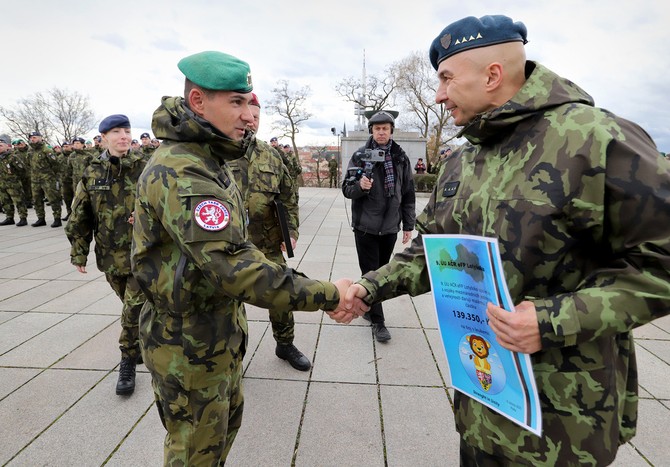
xmin=188 ymin=88 xmax=206 ymax=115
xmin=485 ymin=62 xmax=504 ymax=90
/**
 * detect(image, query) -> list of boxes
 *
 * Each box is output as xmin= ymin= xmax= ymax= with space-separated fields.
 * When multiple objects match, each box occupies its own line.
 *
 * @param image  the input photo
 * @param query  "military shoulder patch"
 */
xmin=194 ymin=199 xmax=230 ymax=231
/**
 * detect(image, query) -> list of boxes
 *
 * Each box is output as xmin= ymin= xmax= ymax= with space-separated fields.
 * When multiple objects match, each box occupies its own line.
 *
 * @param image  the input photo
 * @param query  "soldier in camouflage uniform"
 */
xmin=139 ymin=132 xmax=155 ymax=160
xmin=0 ymin=134 xmax=28 ymax=226
xmin=65 ymin=114 xmax=147 ymax=396
xmin=328 ymin=156 xmax=338 ymax=188
xmin=12 ymin=138 xmax=32 ymax=208
xmin=59 ymin=140 xmax=74 ymax=220
xmin=346 ymin=15 xmax=670 ymax=466
xmin=27 ymin=131 xmax=62 ymax=227
xmin=228 ymin=93 xmax=311 ymax=371
xmin=131 ymin=51 xmax=366 ymax=466
xmin=68 ymin=137 xmax=93 ymax=194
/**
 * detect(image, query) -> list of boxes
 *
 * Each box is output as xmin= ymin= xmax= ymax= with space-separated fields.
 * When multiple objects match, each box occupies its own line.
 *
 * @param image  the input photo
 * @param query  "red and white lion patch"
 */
xmin=193 ymin=199 xmax=230 ymax=231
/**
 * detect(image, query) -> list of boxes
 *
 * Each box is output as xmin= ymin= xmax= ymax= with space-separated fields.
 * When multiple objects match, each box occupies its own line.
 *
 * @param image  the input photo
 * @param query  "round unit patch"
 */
xmin=194 ymin=199 xmax=230 ymax=231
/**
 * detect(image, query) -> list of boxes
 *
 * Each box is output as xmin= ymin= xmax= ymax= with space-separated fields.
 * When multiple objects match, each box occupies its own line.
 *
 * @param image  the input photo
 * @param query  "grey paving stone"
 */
xmin=226 ymin=379 xmax=308 ymax=466
xmin=34 ymin=280 xmax=113 ymax=313
xmin=301 ymin=244 xmax=337 ymax=262
xmin=0 ymin=368 xmax=105 ymax=465
xmin=7 ymin=372 xmax=154 ymax=466
xmin=633 ymin=321 xmax=670 ymax=340
xmin=311 ymin=324 xmax=376 ymax=384
xmin=244 ymin=323 xmax=318 ymax=380
xmin=0 ymin=314 xmax=118 ymax=367
xmin=0 ymin=312 xmax=68 ymax=355
xmin=0 ymin=279 xmax=83 ymax=311
xmin=294 ymin=261 xmax=333 ymax=281
xmin=0 ymin=279 xmax=48 ymax=301
xmin=635 ymin=345 xmax=670 ymax=399
xmin=382 ymin=294 xmax=422 ymax=328
xmin=376 ymin=327 xmax=444 ymax=387
xmin=0 ymin=251 xmax=66 ymax=278
xmin=78 ymin=291 xmax=123 ymax=315
xmin=626 ymin=398 xmax=670 ymax=466
xmin=0 ymin=367 xmax=41 ymax=399
xmin=413 ymin=292 xmax=439 ymax=329
xmin=243 ymin=319 xmax=270 ymax=371
xmin=52 ymin=320 xmax=122 ymax=370
xmin=21 ymin=260 xmax=79 ymax=280
xmin=295 ymin=382 xmax=384 ymax=467
xmin=0 ymin=310 xmax=21 ymax=325
xmin=381 ymin=385 xmax=459 ymax=466
xmin=610 ymin=442 xmax=653 ymax=467
xmin=105 ymin=405 xmax=165 ymax=466
xmin=651 ymin=313 xmax=670 ymax=333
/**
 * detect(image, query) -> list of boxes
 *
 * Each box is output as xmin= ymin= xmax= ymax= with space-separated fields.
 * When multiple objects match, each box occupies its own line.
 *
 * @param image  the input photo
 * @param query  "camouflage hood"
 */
xmin=151 ymin=95 xmax=248 ymax=162
xmin=460 ymin=61 xmax=594 ymax=145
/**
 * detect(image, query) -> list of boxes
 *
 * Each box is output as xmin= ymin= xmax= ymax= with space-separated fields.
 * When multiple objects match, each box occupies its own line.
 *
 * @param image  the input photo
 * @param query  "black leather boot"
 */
xmin=0 ymin=218 xmax=15 ymax=226
xmin=116 ymin=357 xmax=137 ymax=395
xmin=31 ymin=218 xmax=46 ymax=227
xmin=16 ymin=218 xmax=27 ymax=227
xmin=275 ymin=343 xmax=311 ymax=371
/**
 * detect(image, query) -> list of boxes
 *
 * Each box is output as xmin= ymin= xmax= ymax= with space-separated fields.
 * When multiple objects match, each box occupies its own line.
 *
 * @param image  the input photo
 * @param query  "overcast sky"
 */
xmin=2 ymin=0 xmax=668 ymax=151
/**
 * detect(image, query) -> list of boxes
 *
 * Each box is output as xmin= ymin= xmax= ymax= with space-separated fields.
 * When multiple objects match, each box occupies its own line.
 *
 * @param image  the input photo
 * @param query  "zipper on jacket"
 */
xmin=173 ymin=253 xmax=188 ymax=313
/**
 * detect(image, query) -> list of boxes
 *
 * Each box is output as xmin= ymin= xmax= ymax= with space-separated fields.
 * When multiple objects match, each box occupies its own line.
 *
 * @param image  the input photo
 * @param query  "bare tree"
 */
xmin=390 ymin=51 xmax=459 ymax=166
xmin=0 ymin=93 xmax=52 ymax=142
xmin=266 ymin=79 xmax=312 ymax=155
xmin=335 ymin=73 xmax=397 ymax=115
xmin=45 ymin=87 xmax=96 ymax=144
xmin=0 ymin=87 xmax=96 ymax=145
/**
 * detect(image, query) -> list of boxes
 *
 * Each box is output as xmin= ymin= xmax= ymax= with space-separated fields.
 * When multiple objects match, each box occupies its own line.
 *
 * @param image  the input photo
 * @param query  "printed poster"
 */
xmin=423 ymin=234 xmax=542 ymax=436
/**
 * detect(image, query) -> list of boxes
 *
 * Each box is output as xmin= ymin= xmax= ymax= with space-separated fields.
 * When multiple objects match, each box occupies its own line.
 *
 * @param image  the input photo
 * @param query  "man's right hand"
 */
xmin=359 ymin=176 xmax=373 ymax=191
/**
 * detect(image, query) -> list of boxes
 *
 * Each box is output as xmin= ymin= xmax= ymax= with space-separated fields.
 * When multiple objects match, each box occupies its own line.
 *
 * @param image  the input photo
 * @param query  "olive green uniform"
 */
xmin=132 ymin=96 xmax=340 ymax=465
xmin=0 ymin=149 xmax=28 ymax=220
xmin=229 ymin=136 xmax=299 ymax=345
xmin=357 ymin=62 xmax=670 ymax=465
xmin=65 ymin=150 xmax=147 ymax=360
xmin=29 ymin=142 xmax=62 ymax=220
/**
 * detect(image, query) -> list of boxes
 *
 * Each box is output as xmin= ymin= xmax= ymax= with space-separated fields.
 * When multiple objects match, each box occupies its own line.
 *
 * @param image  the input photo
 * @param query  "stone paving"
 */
xmin=0 ymin=187 xmax=668 ymax=466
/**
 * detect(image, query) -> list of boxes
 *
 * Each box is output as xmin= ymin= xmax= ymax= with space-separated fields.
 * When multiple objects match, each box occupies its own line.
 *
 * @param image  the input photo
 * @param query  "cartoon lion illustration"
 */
xmin=467 ymin=334 xmax=493 ymax=391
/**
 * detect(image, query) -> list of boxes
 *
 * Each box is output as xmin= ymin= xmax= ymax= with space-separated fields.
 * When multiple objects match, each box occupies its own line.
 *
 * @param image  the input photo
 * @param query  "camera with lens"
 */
xmin=344 ymin=149 xmax=385 ymax=185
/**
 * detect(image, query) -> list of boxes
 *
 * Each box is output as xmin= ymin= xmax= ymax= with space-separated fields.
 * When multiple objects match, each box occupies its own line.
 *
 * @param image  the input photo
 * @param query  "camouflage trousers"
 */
xmin=105 ymin=273 xmax=144 ymax=360
xmin=264 ymin=250 xmax=295 ymax=344
xmin=0 ymin=181 xmax=27 ymax=219
xmin=61 ymin=177 xmax=74 ymax=215
xmin=31 ymin=175 xmax=62 ymax=219
xmin=20 ymin=174 xmax=31 ymax=206
xmin=151 ymin=356 xmax=244 ymax=466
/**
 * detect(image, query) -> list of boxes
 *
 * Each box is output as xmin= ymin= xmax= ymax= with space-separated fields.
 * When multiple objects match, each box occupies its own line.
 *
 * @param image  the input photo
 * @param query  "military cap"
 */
xmin=72 ymin=137 xmax=86 ymax=144
xmin=140 ymin=132 xmax=151 ymax=139
xmin=131 ymin=139 xmax=138 ymax=144
xmin=62 ymin=140 xmax=72 ymax=146
xmin=178 ymin=50 xmax=253 ymax=93
xmin=270 ymin=137 xmax=278 ymax=142
xmin=29 ymin=131 xmax=42 ymax=137
xmin=99 ymin=114 xmax=131 ymax=133
xmin=283 ymin=144 xmax=291 ymax=149
xmin=12 ymin=138 xmax=25 ymax=145
xmin=429 ymin=15 xmax=528 ymax=70
xmin=249 ymin=92 xmax=261 ymax=107
xmin=0 ymin=134 xmax=11 ymax=144
xmin=93 ymin=135 xmax=102 ymax=142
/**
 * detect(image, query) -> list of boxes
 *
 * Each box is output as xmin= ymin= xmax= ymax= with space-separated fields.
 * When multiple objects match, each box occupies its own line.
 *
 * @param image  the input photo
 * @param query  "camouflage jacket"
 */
xmin=131 ymin=96 xmax=339 ymax=389
xmin=65 ymin=150 xmax=146 ymax=275
xmin=140 ymin=145 xmax=155 ymax=160
xmin=284 ymin=148 xmax=302 ymax=177
xmin=228 ymin=136 xmax=298 ymax=257
xmin=358 ymin=62 xmax=670 ymax=465
xmin=69 ymin=149 xmax=94 ymax=191
xmin=0 ymin=149 xmax=27 ymax=182
xmin=57 ymin=150 xmax=73 ymax=180
xmin=28 ymin=142 xmax=59 ymax=177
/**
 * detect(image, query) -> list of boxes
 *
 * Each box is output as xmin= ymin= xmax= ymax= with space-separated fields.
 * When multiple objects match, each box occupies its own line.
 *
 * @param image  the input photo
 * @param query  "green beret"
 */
xmin=178 ymin=51 xmax=253 ymax=93
xmin=430 ymin=15 xmax=527 ymax=70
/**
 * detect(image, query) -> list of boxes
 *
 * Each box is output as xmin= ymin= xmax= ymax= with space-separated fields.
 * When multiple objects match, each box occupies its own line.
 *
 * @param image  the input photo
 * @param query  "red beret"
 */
xmin=249 ymin=93 xmax=260 ymax=108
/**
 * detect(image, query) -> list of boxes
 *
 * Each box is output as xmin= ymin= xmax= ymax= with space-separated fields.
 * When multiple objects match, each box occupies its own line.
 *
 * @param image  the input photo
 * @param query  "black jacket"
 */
xmin=342 ymin=137 xmax=415 ymax=235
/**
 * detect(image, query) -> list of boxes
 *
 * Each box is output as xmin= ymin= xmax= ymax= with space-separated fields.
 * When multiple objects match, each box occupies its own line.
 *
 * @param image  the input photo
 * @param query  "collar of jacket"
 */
xmin=458 ymin=61 xmax=595 ymax=146
xmin=150 ymin=96 xmax=249 ymax=164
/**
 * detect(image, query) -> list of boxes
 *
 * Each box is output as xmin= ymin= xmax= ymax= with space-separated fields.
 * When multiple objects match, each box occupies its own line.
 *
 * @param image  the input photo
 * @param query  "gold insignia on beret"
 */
xmin=440 ymin=33 xmax=452 ymax=50
xmin=247 ymin=72 xmax=252 ymax=87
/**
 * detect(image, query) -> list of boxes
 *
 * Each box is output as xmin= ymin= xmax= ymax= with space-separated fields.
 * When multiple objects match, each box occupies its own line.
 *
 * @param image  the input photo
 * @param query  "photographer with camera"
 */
xmin=342 ymin=110 xmax=416 ymax=342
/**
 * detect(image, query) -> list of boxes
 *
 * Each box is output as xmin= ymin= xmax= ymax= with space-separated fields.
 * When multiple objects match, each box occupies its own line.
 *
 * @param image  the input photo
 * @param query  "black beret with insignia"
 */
xmin=429 ymin=15 xmax=527 ymax=70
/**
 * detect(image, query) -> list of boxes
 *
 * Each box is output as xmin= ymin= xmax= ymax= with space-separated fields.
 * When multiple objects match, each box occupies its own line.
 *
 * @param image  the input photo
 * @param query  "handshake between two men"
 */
xmin=324 ymin=279 xmax=372 ymax=324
